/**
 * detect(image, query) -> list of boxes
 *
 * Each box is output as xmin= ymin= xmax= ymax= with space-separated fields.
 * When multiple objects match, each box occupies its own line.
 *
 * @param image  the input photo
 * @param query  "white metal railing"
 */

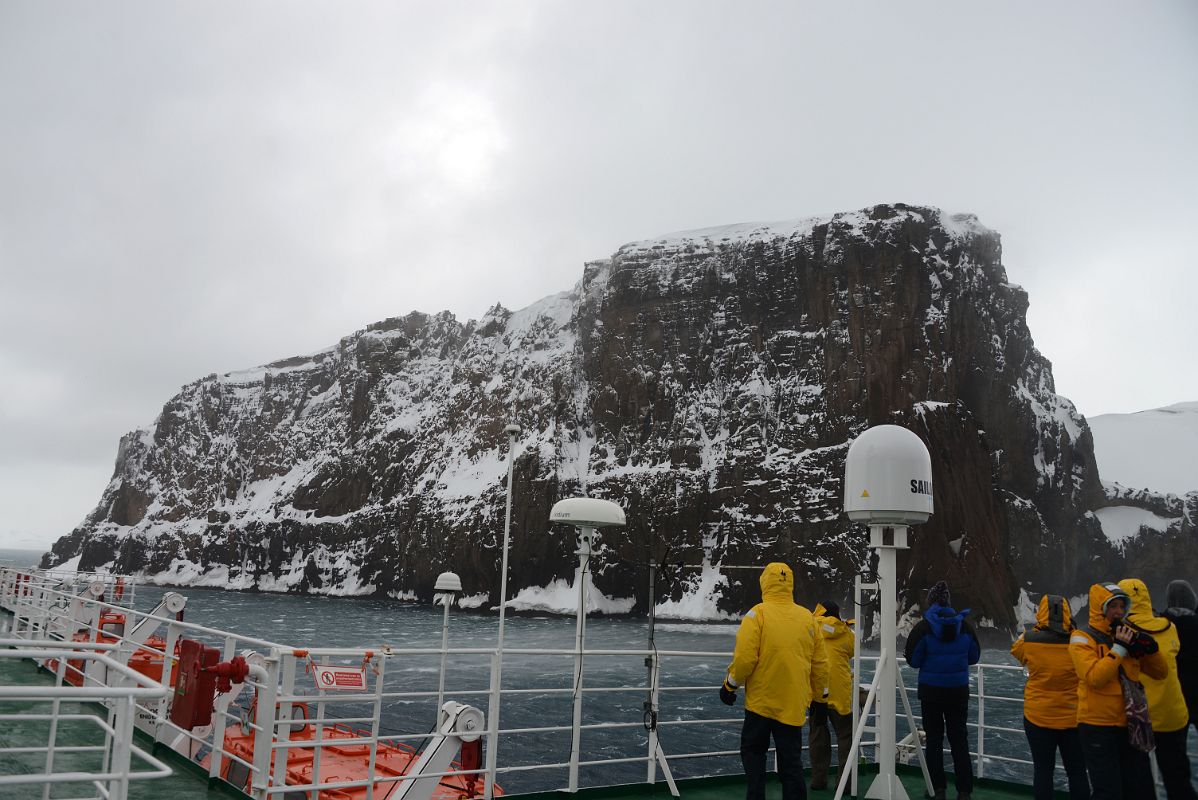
xmin=0 ymin=638 xmax=171 ymax=800
xmin=12 ymin=564 xmax=1169 ymax=799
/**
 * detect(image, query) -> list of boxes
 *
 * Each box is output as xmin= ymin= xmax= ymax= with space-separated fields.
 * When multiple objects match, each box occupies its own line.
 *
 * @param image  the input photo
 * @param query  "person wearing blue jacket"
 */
xmin=904 ymin=581 xmax=981 ymax=800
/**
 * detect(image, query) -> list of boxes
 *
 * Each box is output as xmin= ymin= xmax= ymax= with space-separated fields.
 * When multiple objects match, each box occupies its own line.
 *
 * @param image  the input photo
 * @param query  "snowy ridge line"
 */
xmin=618 ymin=205 xmax=993 ymax=257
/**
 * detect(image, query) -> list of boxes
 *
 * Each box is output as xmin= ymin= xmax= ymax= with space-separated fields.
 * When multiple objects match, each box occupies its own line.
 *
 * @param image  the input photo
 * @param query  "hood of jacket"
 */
xmin=758 ymin=562 xmax=795 ymax=604
xmin=1034 ymin=594 xmax=1073 ymax=634
xmin=1119 ymin=578 xmax=1170 ymax=633
xmin=1166 ymin=580 xmax=1198 ymax=614
xmin=925 ymin=604 xmax=970 ymax=641
xmin=1087 ymin=582 xmax=1130 ymax=634
xmin=814 ymin=603 xmax=852 ymax=639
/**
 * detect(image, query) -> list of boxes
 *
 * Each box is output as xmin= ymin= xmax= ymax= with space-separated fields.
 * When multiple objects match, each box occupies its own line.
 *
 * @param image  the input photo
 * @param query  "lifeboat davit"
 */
xmin=208 ymin=700 xmax=498 ymax=800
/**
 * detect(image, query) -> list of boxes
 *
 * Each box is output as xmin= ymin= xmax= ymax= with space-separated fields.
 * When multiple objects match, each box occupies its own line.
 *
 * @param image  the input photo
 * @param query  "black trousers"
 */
xmin=919 ymin=684 xmax=973 ymax=794
xmin=1077 ymin=723 xmax=1155 ymax=800
xmin=741 ymin=709 xmax=805 ymax=800
xmin=1023 ymin=717 xmax=1090 ymax=800
xmin=1153 ymin=726 xmax=1197 ymax=800
xmin=809 ymin=705 xmax=853 ymax=787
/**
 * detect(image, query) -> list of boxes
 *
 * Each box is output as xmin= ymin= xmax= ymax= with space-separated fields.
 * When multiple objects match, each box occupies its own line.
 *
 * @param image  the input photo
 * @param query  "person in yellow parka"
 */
xmin=720 ymin=562 xmax=828 ymax=800
xmin=1119 ymin=578 xmax=1197 ymax=800
xmin=1069 ymin=582 xmax=1167 ymax=800
xmin=808 ymin=601 xmax=854 ymax=792
xmin=1010 ymin=594 xmax=1089 ymax=800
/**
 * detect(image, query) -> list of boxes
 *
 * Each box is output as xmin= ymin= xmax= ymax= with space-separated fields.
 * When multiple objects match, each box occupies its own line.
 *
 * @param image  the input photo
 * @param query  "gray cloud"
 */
xmin=2 ymin=1 xmax=1196 ymax=547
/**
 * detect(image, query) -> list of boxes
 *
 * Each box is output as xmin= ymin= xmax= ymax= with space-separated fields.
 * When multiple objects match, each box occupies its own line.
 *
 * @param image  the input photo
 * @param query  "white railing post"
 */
xmin=41 ymin=655 xmax=68 ymax=800
xmin=365 ymin=654 xmax=386 ymax=800
xmin=112 ymin=681 xmax=136 ymax=800
xmin=251 ymin=651 xmax=281 ymax=798
xmin=208 ymin=635 xmax=237 ymax=781
xmin=484 ymin=650 xmax=501 ymax=800
xmin=646 ymin=649 xmax=660 ymax=784
xmin=851 ymin=574 xmax=870 ymax=799
xmin=155 ymin=621 xmax=181 ymax=744
xmin=976 ymin=665 xmax=985 ymax=779
xmin=567 ymin=526 xmax=594 ymax=793
xmin=270 ymin=652 xmax=297 ymax=798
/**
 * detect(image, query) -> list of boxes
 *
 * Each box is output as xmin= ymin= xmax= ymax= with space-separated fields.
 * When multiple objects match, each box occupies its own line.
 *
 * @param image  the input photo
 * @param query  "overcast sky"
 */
xmin=2 ymin=2 xmax=1195 ymax=549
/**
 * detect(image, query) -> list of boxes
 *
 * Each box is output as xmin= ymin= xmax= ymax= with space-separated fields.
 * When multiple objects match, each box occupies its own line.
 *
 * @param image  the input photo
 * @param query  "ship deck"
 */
xmin=0 ymin=653 xmax=238 ymax=800
xmin=515 ymin=768 xmax=1053 ymax=799
xmin=2 ymin=651 xmax=1047 ymax=800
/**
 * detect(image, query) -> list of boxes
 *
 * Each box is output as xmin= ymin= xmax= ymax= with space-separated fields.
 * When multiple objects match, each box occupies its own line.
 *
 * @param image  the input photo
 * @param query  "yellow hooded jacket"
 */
xmin=1119 ymin=578 xmax=1188 ymax=733
xmin=1010 ymin=595 xmax=1078 ymax=729
xmin=813 ymin=603 xmax=854 ymax=716
xmin=1069 ymin=582 xmax=1168 ymax=727
xmin=727 ymin=563 xmax=829 ymax=726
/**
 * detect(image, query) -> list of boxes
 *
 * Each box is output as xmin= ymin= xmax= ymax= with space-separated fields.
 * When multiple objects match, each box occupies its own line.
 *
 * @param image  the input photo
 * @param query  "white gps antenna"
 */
xmin=549 ymin=497 xmax=625 ymax=792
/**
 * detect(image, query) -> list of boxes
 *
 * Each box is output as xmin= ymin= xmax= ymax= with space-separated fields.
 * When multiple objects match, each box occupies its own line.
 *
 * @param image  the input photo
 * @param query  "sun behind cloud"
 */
xmin=380 ymin=84 xmax=508 ymax=203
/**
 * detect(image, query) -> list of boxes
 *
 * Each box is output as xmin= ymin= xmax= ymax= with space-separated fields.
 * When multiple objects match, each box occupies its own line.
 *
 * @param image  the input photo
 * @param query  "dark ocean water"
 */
xmin=0 ymin=549 xmax=43 ymax=568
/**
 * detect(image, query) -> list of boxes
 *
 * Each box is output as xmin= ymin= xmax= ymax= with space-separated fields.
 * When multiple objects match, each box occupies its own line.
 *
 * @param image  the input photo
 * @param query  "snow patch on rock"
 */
xmin=503 ymin=578 xmax=635 ymax=615
xmin=1095 ymin=505 xmax=1179 ymax=545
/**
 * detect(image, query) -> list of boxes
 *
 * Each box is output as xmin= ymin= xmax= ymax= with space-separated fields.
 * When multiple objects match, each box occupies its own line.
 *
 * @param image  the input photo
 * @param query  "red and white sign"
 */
xmin=312 ymin=665 xmax=368 ymax=692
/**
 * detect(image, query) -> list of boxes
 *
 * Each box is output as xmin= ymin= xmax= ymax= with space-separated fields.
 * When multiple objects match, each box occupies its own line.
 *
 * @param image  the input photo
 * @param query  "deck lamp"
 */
xmin=548 ymin=496 xmax=626 ymax=792
xmin=434 ymin=571 xmax=462 ymax=712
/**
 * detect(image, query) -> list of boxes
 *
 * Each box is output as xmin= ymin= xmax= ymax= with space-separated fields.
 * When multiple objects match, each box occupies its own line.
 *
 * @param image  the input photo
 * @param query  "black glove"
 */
xmin=719 ymin=681 xmax=737 ymax=706
xmin=810 ymin=701 xmax=828 ymax=726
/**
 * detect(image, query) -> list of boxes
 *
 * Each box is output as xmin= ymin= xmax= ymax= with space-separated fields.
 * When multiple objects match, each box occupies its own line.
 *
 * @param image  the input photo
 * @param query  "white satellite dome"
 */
xmin=843 ymin=424 xmax=934 ymax=525
xmin=549 ymin=497 xmax=626 ymax=528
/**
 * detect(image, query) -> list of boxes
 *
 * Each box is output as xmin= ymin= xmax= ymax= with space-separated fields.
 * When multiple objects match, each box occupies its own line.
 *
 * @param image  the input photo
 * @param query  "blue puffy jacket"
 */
xmin=904 ymin=604 xmax=981 ymax=688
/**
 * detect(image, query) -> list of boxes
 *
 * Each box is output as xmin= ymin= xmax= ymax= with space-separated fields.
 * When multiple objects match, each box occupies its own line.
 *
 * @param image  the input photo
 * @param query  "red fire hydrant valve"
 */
xmin=205 ymin=656 xmax=250 ymax=693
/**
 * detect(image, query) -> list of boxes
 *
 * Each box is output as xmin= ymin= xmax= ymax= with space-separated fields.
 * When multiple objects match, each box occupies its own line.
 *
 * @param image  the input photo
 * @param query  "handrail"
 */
xmin=0 ymin=639 xmax=171 ymax=800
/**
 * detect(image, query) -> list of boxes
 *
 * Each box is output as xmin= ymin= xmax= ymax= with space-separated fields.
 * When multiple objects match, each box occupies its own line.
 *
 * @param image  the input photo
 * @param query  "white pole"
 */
xmin=865 ymin=525 xmax=910 ymax=800
xmin=568 ymin=526 xmax=594 ymax=792
xmin=484 ymin=424 xmax=520 ymax=800
xmin=437 ymin=593 xmax=451 ymax=711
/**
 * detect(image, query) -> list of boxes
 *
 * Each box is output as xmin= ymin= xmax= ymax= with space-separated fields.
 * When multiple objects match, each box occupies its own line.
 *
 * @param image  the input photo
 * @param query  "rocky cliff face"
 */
xmin=46 ymin=204 xmax=1172 ymax=628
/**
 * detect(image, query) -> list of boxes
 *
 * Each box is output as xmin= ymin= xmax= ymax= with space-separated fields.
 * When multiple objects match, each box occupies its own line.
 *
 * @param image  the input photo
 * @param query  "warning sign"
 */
xmin=312 ymin=665 xmax=368 ymax=692
xmin=860 ymin=490 xmax=870 ymax=498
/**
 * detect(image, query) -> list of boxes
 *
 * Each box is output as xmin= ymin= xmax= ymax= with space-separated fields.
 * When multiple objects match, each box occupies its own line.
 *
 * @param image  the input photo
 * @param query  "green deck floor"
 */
xmin=2 ymin=644 xmax=1040 ymax=800
xmin=514 ymin=768 xmax=1046 ymax=799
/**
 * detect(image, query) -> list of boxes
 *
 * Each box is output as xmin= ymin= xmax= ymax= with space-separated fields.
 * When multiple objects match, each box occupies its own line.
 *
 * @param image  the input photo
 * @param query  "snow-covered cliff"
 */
xmin=46 ymin=204 xmax=1182 ymax=626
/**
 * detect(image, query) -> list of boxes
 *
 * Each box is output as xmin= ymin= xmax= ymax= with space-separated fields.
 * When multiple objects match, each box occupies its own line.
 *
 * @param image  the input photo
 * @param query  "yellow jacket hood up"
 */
xmin=1070 ymin=582 xmax=1167 ymax=726
xmin=1118 ymin=578 xmax=1187 ymax=731
xmin=1033 ymin=593 xmax=1072 ymax=633
xmin=726 ymin=563 xmax=829 ymax=726
xmin=813 ymin=603 xmax=855 ymax=716
xmin=1010 ymin=595 xmax=1077 ymax=729
xmin=1120 ymin=578 xmax=1169 ymax=632
xmin=1086 ymin=582 xmax=1125 ymax=634
xmin=758 ymin=562 xmax=794 ymax=602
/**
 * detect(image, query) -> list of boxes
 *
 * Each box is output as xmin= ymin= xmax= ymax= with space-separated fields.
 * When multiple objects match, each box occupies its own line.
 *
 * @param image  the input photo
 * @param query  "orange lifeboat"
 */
xmin=210 ymin=701 xmax=498 ymax=800
xmin=46 ymin=611 xmax=180 ymax=688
